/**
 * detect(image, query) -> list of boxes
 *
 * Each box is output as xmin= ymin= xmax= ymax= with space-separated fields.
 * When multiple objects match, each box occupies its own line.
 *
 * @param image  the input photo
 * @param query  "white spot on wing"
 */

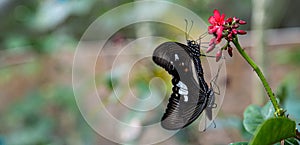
xmin=183 ymin=95 xmax=188 ymax=102
xmin=179 ymin=89 xmax=188 ymax=96
xmin=177 ymin=81 xmax=189 ymax=102
xmin=175 ymin=54 xmax=179 ymax=61
xmin=176 ymin=81 xmax=187 ymax=90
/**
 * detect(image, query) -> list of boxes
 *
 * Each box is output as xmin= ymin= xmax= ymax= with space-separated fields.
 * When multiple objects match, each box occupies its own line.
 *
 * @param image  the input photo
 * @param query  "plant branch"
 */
xmin=231 ymin=36 xmax=285 ymax=117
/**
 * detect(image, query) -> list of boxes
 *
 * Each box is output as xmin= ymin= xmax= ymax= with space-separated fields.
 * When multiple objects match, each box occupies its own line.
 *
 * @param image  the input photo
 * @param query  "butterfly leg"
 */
xmin=210 ymin=64 xmax=222 ymax=95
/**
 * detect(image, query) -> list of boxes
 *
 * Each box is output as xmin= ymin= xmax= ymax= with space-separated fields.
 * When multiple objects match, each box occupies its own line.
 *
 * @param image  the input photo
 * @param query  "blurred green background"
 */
xmin=1 ymin=0 xmax=300 ymax=145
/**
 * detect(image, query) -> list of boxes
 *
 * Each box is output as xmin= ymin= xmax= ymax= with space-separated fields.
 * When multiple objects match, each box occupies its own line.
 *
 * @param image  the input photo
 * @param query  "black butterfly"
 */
xmin=152 ymin=39 xmax=216 ymax=130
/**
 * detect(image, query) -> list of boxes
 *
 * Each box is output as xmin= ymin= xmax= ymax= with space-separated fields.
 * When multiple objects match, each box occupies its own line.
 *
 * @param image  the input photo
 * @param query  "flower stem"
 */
xmin=232 ymin=36 xmax=285 ymax=117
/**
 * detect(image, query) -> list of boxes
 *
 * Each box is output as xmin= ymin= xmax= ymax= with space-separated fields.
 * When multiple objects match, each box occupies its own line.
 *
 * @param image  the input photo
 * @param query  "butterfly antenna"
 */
xmin=197 ymin=31 xmax=208 ymax=44
xmin=184 ymin=19 xmax=194 ymax=41
xmin=199 ymin=31 xmax=208 ymax=39
xmin=188 ymin=20 xmax=194 ymax=39
xmin=184 ymin=19 xmax=188 ymax=40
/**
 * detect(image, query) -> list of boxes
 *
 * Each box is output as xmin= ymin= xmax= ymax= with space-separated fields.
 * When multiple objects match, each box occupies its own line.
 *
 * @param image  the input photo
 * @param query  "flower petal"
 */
xmin=208 ymin=16 xmax=216 ymax=24
xmin=220 ymin=14 xmax=226 ymax=23
xmin=216 ymin=26 xmax=223 ymax=42
xmin=208 ymin=26 xmax=217 ymax=34
xmin=213 ymin=9 xmax=220 ymax=20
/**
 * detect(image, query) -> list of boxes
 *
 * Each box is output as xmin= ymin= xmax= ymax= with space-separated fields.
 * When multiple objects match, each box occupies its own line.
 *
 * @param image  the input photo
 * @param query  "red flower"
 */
xmin=207 ymin=9 xmax=247 ymax=61
xmin=208 ymin=9 xmax=226 ymax=43
xmin=208 ymin=9 xmax=226 ymax=27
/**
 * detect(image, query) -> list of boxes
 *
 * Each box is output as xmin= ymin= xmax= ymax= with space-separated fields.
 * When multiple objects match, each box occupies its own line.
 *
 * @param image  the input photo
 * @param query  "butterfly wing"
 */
xmin=153 ymin=42 xmax=209 ymax=130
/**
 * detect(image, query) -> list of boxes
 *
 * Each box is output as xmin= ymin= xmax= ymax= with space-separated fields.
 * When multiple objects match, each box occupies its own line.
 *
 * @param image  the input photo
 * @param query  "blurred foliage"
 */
xmin=0 ymin=84 xmax=95 ymax=145
xmin=275 ymin=46 xmax=300 ymax=66
xmin=0 ymin=0 xmax=131 ymax=53
xmin=1 ymin=0 xmax=300 ymax=52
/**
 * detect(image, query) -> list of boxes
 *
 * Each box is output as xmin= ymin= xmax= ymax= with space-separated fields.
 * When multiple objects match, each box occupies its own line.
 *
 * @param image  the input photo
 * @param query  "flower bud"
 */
xmin=209 ymin=38 xmax=216 ymax=46
xmin=233 ymin=17 xmax=240 ymax=22
xmin=237 ymin=30 xmax=247 ymax=35
xmin=228 ymin=46 xmax=233 ymax=57
xmin=238 ymin=19 xmax=247 ymax=25
xmin=206 ymin=44 xmax=215 ymax=53
xmin=232 ymin=29 xmax=238 ymax=35
xmin=226 ymin=17 xmax=233 ymax=23
xmin=216 ymin=50 xmax=222 ymax=62
xmin=232 ymin=24 xmax=239 ymax=28
xmin=227 ymin=33 xmax=233 ymax=40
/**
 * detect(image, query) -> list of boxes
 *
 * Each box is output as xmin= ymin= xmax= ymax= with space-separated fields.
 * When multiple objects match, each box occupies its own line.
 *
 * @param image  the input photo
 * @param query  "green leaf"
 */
xmin=261 ymin=101 xmax=275 ymax=119
xmin=243 ymin=105 xmax=265 ymax=134
xmin=229 ymin=142 xmax=248 ymax=145
xmin=243 ymin=101 xmax=276 ymax=135
xmin=284 ymin=137 xmax=300 ymax=145
xmin=249 ymin=117 xmax=296 ymax=145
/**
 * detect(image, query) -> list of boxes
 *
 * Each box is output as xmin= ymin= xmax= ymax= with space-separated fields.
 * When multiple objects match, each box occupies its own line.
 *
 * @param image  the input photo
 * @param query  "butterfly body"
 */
xmin=153 ymin=41 xmax=215 ymax=130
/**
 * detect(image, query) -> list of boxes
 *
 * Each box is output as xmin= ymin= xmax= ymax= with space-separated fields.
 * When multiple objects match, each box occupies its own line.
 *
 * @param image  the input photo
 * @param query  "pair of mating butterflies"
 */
xmin=152 ymin=38 xmax=218 ymax=130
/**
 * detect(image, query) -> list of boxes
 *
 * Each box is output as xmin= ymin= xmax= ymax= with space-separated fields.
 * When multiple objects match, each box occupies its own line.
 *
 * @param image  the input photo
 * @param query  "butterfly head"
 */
xmin=187 ymin=40 xmax=201 ymax=56
xmin=187 ymin=39 xmax=198 ymax=47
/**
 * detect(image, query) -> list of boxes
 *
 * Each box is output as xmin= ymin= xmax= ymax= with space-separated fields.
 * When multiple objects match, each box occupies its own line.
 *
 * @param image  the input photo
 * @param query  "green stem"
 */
xmin=232 ymin=36 xmax=284 ymax=117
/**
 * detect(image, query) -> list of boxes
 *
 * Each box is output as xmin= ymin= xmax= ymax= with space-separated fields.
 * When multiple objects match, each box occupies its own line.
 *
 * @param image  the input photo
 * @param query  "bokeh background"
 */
xmin=1 ymin=0 xmax=300 ymax=145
